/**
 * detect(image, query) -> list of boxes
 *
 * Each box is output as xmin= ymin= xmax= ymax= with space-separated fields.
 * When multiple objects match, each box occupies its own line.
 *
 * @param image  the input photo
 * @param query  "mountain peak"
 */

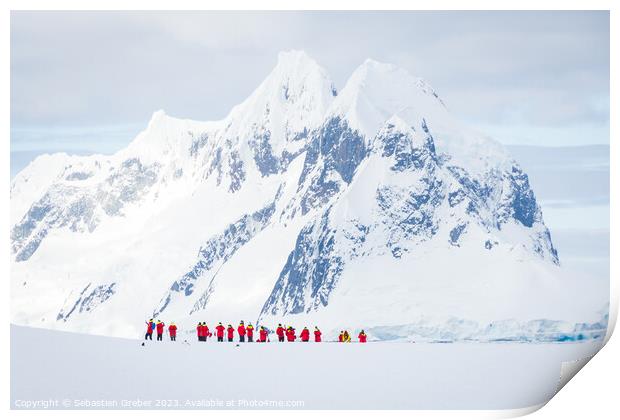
xmin=267 ymin=51 xmax=335 ymax=99
xmin=276 ymin=49 xmax=316 ymax=68
xmin=329 ymin=59 xmax=448 ymax=139
xmin=147 ymin=109 xmax=169 ymax=127
xmin=224 ymin=50 xmax=337 ymax=153
xmin=359 ymin=58 xmax=398 ymax=72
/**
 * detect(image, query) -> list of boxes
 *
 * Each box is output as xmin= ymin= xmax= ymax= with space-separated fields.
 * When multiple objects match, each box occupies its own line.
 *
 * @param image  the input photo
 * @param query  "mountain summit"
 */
xmin=10 ymin=51 xmax=605 ymax=341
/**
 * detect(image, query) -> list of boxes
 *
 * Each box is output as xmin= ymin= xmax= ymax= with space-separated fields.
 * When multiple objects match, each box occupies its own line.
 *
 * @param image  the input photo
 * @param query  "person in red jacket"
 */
xmin=286 ymin=326 xmax=296 ymax=342
xmin=314 ymin=326 xmax=322 ymax=342
xmin=156 ymin=320 xmax=165 ymax=341
xmin=358 ymin=330 xmax=367 ymax=343
xmin=276 ymin=324 xmax=285 ymax=342
xmin=227 ymin=325 xmax=235 ymax=342
xmin=203 ymin=323 xmax=211 ymax=341
xmin=258 ymin=326 xmax=269 ymax=342
xmin=300 ymin=327 xmax=310 ymax=342
xmin=215 ymin=322 xmax=225 ymax=342
xmin=196 ymin=322 xmax=201 ymax=341
xmin=338 ymin=331 xmax=344 ymax=342
xmin=237 ymin=321 xmax=246 ymax=342
xmin=168 ymin=322 xmax=177 ymax=341
xmin=145 ymin=319 xmax=155 ymax=340
xmin=246 ymin=323 xmax=254 ymax=342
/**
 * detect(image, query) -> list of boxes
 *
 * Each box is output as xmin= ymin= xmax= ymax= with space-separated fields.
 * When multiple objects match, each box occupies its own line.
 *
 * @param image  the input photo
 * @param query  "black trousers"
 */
xmin=218 ymin=337 xmax=223 ymax=342
xmin=248 ymin=336 xmax=253 ymax=342
xmin=157 ymin=334 xmax=163 ymax=341
xmin=145 ymin=332 xmax=153 ymax=340
xmin=170 ymin=336 xmax=176 ymax=341
xmin=228 ymin=337 xmax=233 ymax=342
xmin=278 ymin=336 xmax=284 ymax=342
xmin=239 ymin=336 xmax=245 ymax=342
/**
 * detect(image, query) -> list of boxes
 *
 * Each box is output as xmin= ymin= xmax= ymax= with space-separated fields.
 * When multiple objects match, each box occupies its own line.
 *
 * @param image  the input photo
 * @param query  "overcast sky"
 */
xmin=10 ymin=10 xmax=609 ymax=157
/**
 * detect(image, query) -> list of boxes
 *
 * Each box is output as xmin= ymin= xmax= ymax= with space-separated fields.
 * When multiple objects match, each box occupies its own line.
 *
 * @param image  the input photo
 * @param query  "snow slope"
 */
xmin=10 ymin=325 xmax=604 ymax=410
xmin=10 ymin=51 xmax=608 ymax=341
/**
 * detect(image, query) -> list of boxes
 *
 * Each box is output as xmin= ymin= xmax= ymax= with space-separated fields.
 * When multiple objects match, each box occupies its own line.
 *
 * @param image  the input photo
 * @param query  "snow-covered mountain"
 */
xmin=10 ymin=51 xmax=607 ymax=341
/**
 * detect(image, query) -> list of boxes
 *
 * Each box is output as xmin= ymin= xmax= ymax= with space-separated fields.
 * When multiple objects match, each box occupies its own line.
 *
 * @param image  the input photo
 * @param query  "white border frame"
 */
xmin=2 ymin=1 xmax=616 ymax=419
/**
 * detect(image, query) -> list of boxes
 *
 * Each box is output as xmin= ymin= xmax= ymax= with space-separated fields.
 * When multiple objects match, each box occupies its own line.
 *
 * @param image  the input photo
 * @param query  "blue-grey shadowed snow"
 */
xmin=250 ymin=131 xmax=281 ymax=176
xmin=10 ymin=325 xmax=604 ymax=409
xmin=260 ymin=208 xmax=344 ymax=317
xmin=297 ymin=117 xmax=367 ymax=215
xmin=57 ymin=283 xmax=117 ymax=322
xmin=449 ymin=223 xmax=467 ymax=246
xmin=11 ymin=157 xmax=160 ymax=262
xmin=155 ymin=191 xmax=281 ymax=317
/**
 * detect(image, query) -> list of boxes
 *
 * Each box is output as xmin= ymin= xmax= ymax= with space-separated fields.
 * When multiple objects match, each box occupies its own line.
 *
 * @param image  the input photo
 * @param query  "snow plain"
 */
xmin=10 ymin=325 xmax=603 ymax=410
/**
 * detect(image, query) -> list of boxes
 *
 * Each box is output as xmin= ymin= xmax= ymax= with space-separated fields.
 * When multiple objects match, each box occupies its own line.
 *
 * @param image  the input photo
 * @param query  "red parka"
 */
xmin=169 ymin=324 xmax=177 ymax=337
xmin=227 ymin=326 xmax=235 ymax=340
xmin=215 ymin=324 xmax=225 ymax=338
xmin=286 ymin=328 xmax=296 ymax=342
xmin=314 ymin=330 xmax=322 ymax=342
xmin=276 ymin=326 xmax=285 ymax=338
xmin=358 ymin=333 xmax=367 ymax=343
xmin=146 ymin=321 xmax=155 ymax=333
xmin=259 ymin=328 xmax=268 ymax=342
xmin=246 ymin=325 xmax=254 ymax=338
xmin=156 ymin=322 xmax=165 ymax=334
xmin=237 ymin=325 xmax=246 ymax=337
xmin=300 ymin=328 xmax=310 ymax=342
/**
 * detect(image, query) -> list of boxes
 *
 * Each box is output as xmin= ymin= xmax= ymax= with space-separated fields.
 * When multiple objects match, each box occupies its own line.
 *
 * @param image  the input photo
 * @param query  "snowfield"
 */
xmin=10 ymin=325 xmax=603 ymax=410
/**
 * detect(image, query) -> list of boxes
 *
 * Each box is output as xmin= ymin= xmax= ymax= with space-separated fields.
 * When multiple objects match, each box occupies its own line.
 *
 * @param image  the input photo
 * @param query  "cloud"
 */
xmin=10 ymin=10 xmax=609 ymax=149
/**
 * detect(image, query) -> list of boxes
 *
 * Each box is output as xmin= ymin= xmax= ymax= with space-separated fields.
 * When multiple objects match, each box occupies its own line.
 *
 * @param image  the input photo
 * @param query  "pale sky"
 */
xmin=10 ymin=11 xmax=610 ymax=161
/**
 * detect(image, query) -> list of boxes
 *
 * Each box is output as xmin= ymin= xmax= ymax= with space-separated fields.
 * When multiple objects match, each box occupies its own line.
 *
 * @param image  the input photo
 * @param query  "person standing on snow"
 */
xmin=145 ymin=319 xmax=155 ymax=340
xmin=197 ymin=322 xmax=204 ymax=342
xmin=156 ymin=320 xmax=165 ymax=341
xmin=203 ymin=323 xmax=211 ymax=341
xmin=168 ymin=322 xmax=177 ymax=341
xmin=314 ymin=327 xmax=322 ymax=342
xmin=246 ymin=323 xmax=255 ymax=342
xmin=338 ymin=331 xmax=344 ymax=342
xmin=237 ymin=321 xmax=246 ymax=343
xmin=286 ymin=326 xmax=296 ymax=342
xmin=276 ymin=324 xmax=285 ymax=342
xmin=259 ymin=326 xmax=269 ymax=342
xmin=358 ymin=330 xmax=367 ymax=343
xmin=227 ymin=325 xmax=235 ymax=342
xmin=300 ymin=327 xmax=310 ymax=342
xmin=343 ymin=330 xmax=351 ymax=343
xmin=215 ymin=322 xmax=225 ymax=342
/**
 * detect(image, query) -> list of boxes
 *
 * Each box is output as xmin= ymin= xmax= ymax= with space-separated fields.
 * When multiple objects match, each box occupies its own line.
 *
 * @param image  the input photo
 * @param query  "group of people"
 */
xmin=145 ymin=319 xmax=368 ymax=343
xmin=274 ymin=324 xmax=321 ymax=342
xmin=197 ymin=321 xmax=266 ymax=342
xmin=144 ymin=319 xmax=177 ymax=341
xmin=339 ymin=330 xmax=367 ymax=343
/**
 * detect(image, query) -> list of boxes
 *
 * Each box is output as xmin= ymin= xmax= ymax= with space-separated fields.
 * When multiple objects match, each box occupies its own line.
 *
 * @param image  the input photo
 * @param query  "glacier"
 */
xmin=10 ymin=50 xmax=608 ymax=341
